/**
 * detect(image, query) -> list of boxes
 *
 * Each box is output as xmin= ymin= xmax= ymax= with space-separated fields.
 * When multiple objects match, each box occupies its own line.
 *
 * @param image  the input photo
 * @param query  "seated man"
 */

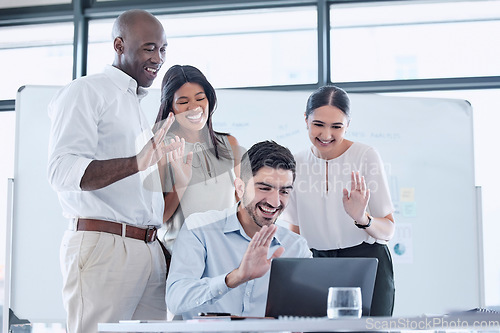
xmin=166 ymin=140 xmax=312 ymax=319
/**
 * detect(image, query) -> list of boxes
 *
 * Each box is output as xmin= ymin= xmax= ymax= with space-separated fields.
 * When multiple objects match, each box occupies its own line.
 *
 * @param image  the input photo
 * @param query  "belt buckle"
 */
xmin=145 ymin=226 xmax=157 ymax=243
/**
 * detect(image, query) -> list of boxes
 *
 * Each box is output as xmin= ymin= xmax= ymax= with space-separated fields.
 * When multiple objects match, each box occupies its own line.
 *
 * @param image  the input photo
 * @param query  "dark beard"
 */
xmin=244 ymin=204 xmax=265 ymax=228
xmin=244 ymin=202 xmax=280 ymax=228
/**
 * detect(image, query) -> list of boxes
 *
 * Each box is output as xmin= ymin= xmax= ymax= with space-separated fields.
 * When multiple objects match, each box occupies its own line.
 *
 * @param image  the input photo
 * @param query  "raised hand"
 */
xmin=342 ymin=171 xmax=370 ymax=222
xmin=167 ymin=136 xmax=193 ymax=188
xmin=136 ymin=113 xmax=180 ymax=172
xmin=225 ymin=224 xmax=284 ymax=288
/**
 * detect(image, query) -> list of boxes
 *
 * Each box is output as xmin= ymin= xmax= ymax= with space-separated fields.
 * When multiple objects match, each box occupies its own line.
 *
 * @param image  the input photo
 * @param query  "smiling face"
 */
xmin=113 ymin=13 xmax=167 ymax=88
xmin=306 ymin=105 xmax=350 ymax=159
xmin=237 ymin=166 xmax=294 ymax=236
xmin=172 ymin=82 xmax=209 ymax=133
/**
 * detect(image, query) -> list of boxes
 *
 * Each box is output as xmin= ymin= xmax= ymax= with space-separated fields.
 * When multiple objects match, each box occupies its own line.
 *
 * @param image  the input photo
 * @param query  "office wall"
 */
xmin=8 ymin=86 xmax=480 ymax=323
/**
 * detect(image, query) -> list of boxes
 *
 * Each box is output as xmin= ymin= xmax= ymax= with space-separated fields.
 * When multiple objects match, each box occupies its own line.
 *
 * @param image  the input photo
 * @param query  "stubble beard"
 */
xmin=243 ymin=199 xmax=280 ymax=229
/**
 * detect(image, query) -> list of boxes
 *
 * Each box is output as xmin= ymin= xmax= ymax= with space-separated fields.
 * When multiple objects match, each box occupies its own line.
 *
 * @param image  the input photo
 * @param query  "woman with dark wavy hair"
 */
xmin=154 ymin=65 xmax=241 ymax=253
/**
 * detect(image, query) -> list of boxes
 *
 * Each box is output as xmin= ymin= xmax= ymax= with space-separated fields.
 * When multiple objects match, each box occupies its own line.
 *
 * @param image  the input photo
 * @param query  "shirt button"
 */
xmin=218 ymin=290 xmax=223 ymax=295
xmin=246 ymin=292 xmax=250 ymax=296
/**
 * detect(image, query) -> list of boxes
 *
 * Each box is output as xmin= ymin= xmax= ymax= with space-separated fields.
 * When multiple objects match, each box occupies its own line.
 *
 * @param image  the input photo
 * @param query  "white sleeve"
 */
xmin=47 ymin=81 xmax=97 ymax=192
xmin=363 ymin=147 xmax=395 ymax=218
xmin=280 ymin=187 xmax=299 ymax=226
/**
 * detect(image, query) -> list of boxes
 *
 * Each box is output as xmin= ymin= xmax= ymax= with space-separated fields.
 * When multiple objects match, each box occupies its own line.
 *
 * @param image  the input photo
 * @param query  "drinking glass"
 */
xmin=327 ymin=287 xmax=362 ymax=319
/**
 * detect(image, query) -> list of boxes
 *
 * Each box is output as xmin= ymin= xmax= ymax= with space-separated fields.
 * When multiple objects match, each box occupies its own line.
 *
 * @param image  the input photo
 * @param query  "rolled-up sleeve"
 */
xmin=47 ymin=81 xmax=98 ymax=192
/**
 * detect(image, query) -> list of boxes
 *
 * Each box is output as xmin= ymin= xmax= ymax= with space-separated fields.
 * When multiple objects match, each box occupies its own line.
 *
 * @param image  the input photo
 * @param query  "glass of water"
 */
xmin=327 ymin=287 xmax=362 ymax=319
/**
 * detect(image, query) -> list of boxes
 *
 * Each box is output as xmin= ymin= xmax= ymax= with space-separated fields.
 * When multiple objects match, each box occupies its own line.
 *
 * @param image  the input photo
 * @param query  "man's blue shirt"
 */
xmin=166 ymin=204 xmax=312 ymax=319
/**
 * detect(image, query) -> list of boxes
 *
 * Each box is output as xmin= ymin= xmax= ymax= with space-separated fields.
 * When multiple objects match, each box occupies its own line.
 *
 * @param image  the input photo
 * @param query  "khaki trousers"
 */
xmin=60 ymin=230 xmax=167 ymax=333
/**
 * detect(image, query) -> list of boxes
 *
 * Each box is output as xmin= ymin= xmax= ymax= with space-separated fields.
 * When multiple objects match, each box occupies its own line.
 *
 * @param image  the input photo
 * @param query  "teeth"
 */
xmin=146 ymin=67 xmax=157 ymax=73
xmin=260 ymin=206 xmax=277 ymax=214
xmin=186 ymin=113 xmax=202 ymax=120
xmin=319 ymin=139 xmax=332 ymax=144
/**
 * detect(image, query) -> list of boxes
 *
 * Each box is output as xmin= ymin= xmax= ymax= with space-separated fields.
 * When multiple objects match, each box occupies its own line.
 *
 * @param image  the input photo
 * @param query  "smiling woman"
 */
xmin=281 ymin=85 xmax=396 ymax=317
xmin=154 ymin=65 xmax=242 ymax=253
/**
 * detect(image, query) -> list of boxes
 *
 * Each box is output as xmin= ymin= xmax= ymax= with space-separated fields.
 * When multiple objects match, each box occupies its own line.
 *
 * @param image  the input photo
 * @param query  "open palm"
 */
xmin=238 ymin=225 xmax=284 ymax=282
xmin=342 ymin=171 xmax=370 ymax=222
xmin=167 ymin=136 xmax=193 ymax=188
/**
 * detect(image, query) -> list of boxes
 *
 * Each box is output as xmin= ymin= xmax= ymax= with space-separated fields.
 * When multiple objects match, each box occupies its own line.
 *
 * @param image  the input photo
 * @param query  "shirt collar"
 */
xmin=104 ymin=65 xmax=149 ymax=99
xmin=223 ymin=204 xmax=241 ymax=234
xmin=223 ymin=202 xmax=282 ymax=246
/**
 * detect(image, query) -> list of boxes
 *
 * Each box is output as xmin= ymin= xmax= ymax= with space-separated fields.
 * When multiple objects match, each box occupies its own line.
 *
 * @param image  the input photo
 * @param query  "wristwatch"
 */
xmin=354 ymin=214 xmax=372 ymax=229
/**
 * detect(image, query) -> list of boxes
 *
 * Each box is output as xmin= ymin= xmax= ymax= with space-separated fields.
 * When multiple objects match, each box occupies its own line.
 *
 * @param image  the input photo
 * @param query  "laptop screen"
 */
xmin=265 ymin=257 xmax=378 ymax=318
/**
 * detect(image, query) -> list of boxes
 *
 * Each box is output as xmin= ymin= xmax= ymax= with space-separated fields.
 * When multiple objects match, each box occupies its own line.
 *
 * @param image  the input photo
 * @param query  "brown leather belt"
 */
xmin=76 ymin=218 xmax=158 ymax=243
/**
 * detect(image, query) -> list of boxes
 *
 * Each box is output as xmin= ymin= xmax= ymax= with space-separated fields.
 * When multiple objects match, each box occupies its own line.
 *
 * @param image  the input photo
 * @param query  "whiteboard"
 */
xmin=10 ymin=85 xmax=480 ymax=323
xmin=213 ymin=90 xmax=481 ymax=316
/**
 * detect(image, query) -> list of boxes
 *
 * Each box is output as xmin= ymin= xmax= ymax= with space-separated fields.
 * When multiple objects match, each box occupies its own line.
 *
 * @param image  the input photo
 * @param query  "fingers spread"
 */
xmin=360 ymin=175 xmax=366 ymax=192
xmin=151 ymin=126 xmax=166 ymax=149
xmin=262 ymin=224 xmax=277 ymax=246
xmin=252 ymin=230 xmax=264 ymax=249
xmin=164 ymin=136 xmax=183 ymax=155
xmin=355 ymin=171 xmax=362 ymax=189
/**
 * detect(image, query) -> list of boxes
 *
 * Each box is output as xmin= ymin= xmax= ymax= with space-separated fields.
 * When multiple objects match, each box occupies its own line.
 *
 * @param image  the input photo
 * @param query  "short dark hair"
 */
xmin=240 ymin=140 xmax=296 ymax=183
xmin=305 ymin=85 xmax=351 ymax=120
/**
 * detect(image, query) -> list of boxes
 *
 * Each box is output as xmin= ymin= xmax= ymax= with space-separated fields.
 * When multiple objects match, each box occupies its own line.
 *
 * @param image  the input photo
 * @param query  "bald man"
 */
xmin=48 ymin=10 xmax=173 ymax=333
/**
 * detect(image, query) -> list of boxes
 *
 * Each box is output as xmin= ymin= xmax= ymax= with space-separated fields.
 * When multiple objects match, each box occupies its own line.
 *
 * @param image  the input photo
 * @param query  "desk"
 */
xmin=98 ymin=313 xmax=500 ymax=332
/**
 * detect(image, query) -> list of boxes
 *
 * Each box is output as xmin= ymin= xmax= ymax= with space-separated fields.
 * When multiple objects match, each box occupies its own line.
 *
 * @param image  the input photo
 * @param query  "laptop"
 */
xmin=264 ymin=257 xmax=378 ymax=318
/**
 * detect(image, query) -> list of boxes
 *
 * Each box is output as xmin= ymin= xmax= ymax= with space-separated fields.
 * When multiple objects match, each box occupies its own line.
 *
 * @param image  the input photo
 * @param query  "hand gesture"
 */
xmin=167 ymin=136 xmax=193 ymax=188
xmin=136 ymin=113 xmax=180 ymax=172
xmin=226 ymin=225 xmax=284 ymax=288
xmin=342 ymin=171 xmax=370 ymax=222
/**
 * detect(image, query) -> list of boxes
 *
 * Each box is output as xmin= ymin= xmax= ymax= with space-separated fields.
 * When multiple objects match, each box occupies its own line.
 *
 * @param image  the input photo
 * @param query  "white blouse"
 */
xmin=281 ymin=142 xmax=394 ymax=250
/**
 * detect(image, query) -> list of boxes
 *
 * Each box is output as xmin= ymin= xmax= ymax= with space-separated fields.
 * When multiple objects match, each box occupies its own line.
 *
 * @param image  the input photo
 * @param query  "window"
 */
xmin=0 ymin=23 xmax=74 ymax=100
xmin=0 ymin=0 xmax=70 ymax=9
xmin=88 ymin=7 xmax=317 ymax=88
xmin=330 ymin=1 xmax=500 ymax=82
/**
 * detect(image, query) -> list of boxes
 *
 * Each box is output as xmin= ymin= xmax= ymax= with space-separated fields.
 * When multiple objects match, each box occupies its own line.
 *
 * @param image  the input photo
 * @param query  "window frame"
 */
xmin=0 ymin=0 xmax=499 ymax=103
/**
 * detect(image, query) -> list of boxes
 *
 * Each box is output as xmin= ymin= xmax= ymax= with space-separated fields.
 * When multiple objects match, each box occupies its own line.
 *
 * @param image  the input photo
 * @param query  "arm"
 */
xmin=342 ymin=171 xmax=395 ymax=241
xmin=48 ymin=83 xmax=179 ymax=192
xmin=81 ymin=114 xmax=177 ymax=191
xmin=166 ymin=224 xmax=283 ymax=314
